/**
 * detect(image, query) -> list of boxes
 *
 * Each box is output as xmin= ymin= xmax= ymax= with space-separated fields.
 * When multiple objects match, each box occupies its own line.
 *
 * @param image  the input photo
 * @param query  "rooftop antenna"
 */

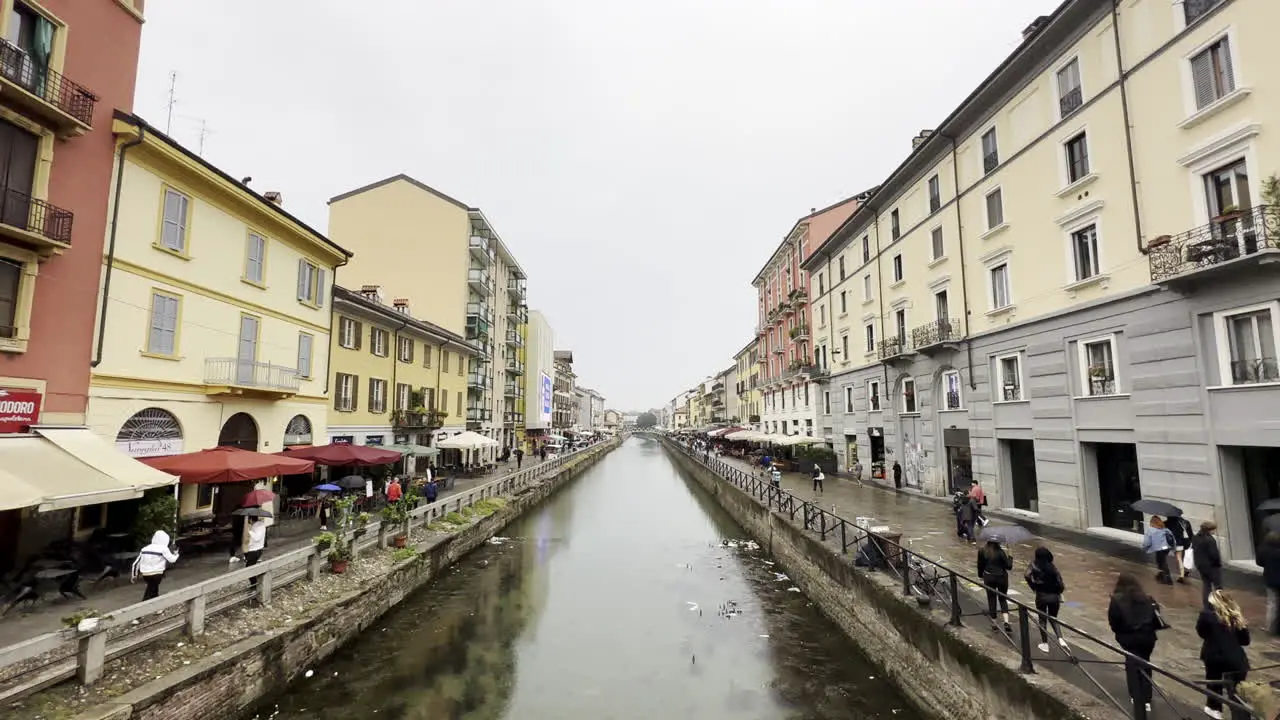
xmin=196 ymin=120 xmax=211 ymax=156
xmin=164 ymin=71 xmax=178 ymax=134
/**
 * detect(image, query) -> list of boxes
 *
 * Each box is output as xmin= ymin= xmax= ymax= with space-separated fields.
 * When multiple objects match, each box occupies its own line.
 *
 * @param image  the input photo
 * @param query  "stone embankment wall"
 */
xmin=76 ymin=440 xmax=620 ymax=720
xmin=664 ymin=443 xmax=1111 ymax=720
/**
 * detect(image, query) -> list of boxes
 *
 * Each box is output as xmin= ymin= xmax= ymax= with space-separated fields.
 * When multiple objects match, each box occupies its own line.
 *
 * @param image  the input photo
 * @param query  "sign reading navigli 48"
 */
xmin=0 ymin=388 xmax=42 ymax=433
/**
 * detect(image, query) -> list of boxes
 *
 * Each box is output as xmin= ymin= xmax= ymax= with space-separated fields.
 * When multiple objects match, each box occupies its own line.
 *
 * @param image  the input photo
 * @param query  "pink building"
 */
xmin=752 ymin=194 xmax=868 ymax=435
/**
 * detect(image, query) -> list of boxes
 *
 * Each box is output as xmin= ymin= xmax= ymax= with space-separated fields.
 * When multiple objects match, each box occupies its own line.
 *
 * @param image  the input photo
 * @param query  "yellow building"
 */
xmin=88 ymin=114 xmax=350 ymax=516
xmin=800 ymin=0 xmax=1280 ymax=557
xmin=327 ymin=284 xmax=478 ymax=453
xmin=734 ymin=339 xmax=762 ymax=430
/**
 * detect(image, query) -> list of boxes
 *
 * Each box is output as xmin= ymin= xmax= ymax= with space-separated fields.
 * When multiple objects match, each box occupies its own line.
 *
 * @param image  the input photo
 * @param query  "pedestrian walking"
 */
xmin=1198 ymin=589 xmax=1251 ymax=720
xmin=958 ymin=495 xmax=979 ymax=543
xmin=1143 ymin=516 xmax=1176 ymax=585
xmin=243 ymin=517 xmax=267 ymax=587
xmin=515 ymin=447 xmax=524 ymax=469
xmin=1025 ymin=546 xmax=1068 ymax=653
xmin=132 ymin=531 xmax=179 ymax=601
xmin=1256 ymin=532 xmax=1280 ymax=636
xmin=892 ymin=461 xmax=902 ymax=489
xmin=851 ymin=460 xmax=864 ymax=487
xmin=769 ymin=464 xmax=782 ymax=489
xmin=318 ymin=496 xmax=333 ymax=530
xmin=425 ymin=478 xmax=439 ymax=504
xmin=386 ymin=476 xmax=403 ymax=504
xmin=811 ymin=465 xmax=824 ymax=493
xmin=977 ymin=539 xmax=1013 ymax=633
xmin=1169 ymin=513 xmax=1194 ymax=583
xmin=969 ymin=479 xmax=988 ymax=527
xmin=1193 ymin=521 xmax=1225 ymax=607
xmin=1108 ymin=572 xmax=1161 ymax=715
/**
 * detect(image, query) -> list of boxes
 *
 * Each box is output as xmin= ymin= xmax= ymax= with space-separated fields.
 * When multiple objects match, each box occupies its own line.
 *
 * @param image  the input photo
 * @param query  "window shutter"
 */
xmin=296 ymin=259 xmax=307 ymax=300
xmin=1191 ymin=48 xmax=1215 ymax=108
xmin=316 ymin=268 xmax=327 ymax=306
xmin=334 ymin=376 xmax=342 ymax=410
xmin=368 ymin=378 xmax=375 ymax=412
xmin=352 ymin=375 xmax=359 ymax=411
xmin=354 ymin=321 xmax=363 ymax=350
xmin=1218 ymin=39 xmax=1235 ymax=96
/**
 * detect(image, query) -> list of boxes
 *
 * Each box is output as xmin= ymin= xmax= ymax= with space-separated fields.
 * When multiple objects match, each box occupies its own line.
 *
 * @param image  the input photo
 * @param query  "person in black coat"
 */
xmin=977 ymin=540 xmax=1013 ymax=633
xmin=1025 ymin=546 xmax=1067 ymax=652
xmin=892 ymin=461 xmax=902 ymax=489
xmin=1256 ymin=531 xmax=1280 ymax=635
xmin=1193 ymin=521 xmax=1225 ymax=608
xmin=1108 ymin=573 xmax=1160 ymax=714
xmin=1197 ymin=589 xmax=1251 ymax=720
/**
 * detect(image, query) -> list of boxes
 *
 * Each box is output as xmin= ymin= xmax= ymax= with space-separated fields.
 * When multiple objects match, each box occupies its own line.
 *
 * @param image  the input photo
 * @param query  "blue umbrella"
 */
xmin=313 ymin=483 xmax=341 ymax=492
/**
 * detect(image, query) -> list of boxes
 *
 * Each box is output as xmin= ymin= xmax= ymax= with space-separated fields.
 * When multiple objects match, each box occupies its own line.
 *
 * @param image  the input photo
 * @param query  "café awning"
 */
xmin=0 ymin=428 xmax=179 ymax=512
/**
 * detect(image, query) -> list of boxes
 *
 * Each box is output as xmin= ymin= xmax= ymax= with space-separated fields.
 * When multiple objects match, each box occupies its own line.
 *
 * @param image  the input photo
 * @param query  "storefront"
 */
xmin=943 ymin=428 xmax=972 ymax=494
xmin=867 ymin=427 xmax=885 ymax=479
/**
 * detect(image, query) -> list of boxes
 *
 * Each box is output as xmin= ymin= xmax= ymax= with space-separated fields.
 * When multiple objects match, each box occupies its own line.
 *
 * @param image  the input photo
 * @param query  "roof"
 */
xmin=750 ymin=188 xmax=877 ymax=285
xmin=112 ymin=112 xmax=352 ymax=260
xmin=554 ymin=350 xmax=574 ymax=363
xmin=333 ymin=286 xmax=481 ymax=354
xmin=327 ymin=173 xmax=470 ymax=210
xmin=469 ymin=209 xmax=527 ymax=279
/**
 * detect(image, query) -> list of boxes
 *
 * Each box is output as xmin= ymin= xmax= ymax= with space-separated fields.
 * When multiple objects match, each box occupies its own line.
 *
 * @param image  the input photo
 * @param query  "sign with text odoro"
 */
xmin=0 ymin=388 xmax=42 ymax=433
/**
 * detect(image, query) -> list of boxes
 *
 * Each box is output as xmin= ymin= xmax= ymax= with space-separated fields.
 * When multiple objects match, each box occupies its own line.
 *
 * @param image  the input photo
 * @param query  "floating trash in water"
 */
xmin=761 ymin=560 xmax=774 ymax=566
xmin=488 ymin=536 xmax=508 ymax=545
xmin=787 ymin=586 xmax=801 ymax=592
xmin=773 ymin=572 xmax=789 ymax=582
xmin=759 ymin=634 xmax=769 ymax=638
xmin=304 ymin=669 xmax=314 ymax=678
xmin=687 ymin=601 xmax=700 ymax=612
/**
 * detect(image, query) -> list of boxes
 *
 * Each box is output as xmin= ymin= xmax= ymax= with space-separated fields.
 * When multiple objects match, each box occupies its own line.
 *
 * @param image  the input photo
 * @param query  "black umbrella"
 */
xmin=979 ymin=525 xmax=1035 ymax=545
xmin=1129 ymin=499 xmax=1183 ymax=517
xmin=1263 ymin=514 xmax=1280 ymax=534
xmin=1257 ymin=499 xmax=1280 ymax=513
xmin=231 ymin=507 xmax=273 ymax=518
xmin=336 ymin=474 xmax=366 ymax=490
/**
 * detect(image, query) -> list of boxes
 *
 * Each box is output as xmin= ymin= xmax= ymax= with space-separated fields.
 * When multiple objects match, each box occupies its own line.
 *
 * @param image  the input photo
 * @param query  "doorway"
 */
xmin=0 ymin=118 xmax=39 ymax=231
xmin=218 ymin=412 xmax=259 ymax=450
xmin=1226 ymin=446 xmax=1280 ymax=552
xmin=868 ymin=428 xmax=885 ymax=480
xmin=1089 ymin=442 xmax=1141 ymax=532
xmin=1003 ymin=439 xmax=1039 ymax=513
xmin=944 ymin=428 xmax=972 ymax=493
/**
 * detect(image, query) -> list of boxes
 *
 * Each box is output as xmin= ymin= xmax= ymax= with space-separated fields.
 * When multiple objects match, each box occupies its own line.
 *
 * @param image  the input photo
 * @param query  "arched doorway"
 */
xmin=283 ymin=414 xmax=312 ymax=447
xmin=115 ymin=408 xmax=184 ymax=458
xmin=218 ymin=412 xmax=258 ymax=450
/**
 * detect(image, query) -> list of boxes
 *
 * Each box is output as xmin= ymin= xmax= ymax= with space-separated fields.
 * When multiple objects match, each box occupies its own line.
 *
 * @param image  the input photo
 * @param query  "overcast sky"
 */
xmin=135 ymin=0 xmax=1061 ymax=412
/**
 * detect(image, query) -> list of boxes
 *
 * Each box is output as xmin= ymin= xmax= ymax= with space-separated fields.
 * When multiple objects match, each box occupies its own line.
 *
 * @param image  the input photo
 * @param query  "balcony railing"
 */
xmin=943 ymin=390 xmax=962 ymax=411
xmin=0 ymin=186 xmax=73 ymax=247
xmin=504 ymin=411 xmax=522 ymax=424
xmin=506 ymin=359 xmax=525 ymax=375
xmin=789 ymin=325 xmax=809 ymax=341
xmin=506 ymin=304 xmax=528 ymax=324
xmin=467 ymin=372 xmax=490 ymax=391
xmin=0 ymin=40 xmax=96 ymax=129
xmin=911 ymin=318 xmax=961 ymax=350
xmin=1058 ymin=87 xmax=1083 ymax=118
xmin=877 ymin=337 xmax=912 ymax=361
xmin=467 ymin=269 xmax=491 ymax=294
xmin=983 ymin=150 xmax=999 ymax=175
xmin=1184 ymin=0 xmax=1224 ymax=25
xmin=466 ymin=407 xmax=492 ymax=422
xmin=507 ymin=281 xmax=527 ymax=301
xmin=504 ymin=383 xmax=523 ymax=398
xmin=468 ymin=235 xmax=492 ymax=265
xmin=204 ymin=358 xmax=300 ymax=394
xmin=1001 ymin=384 xmax=1022 ymax=402
xmin=505 ymin=330 xmax=523 ymax=347
xmin=392 ymin=410 xmax=447 ymax=430
xmin=1148 ymin=206 xmax=1280 ymax=284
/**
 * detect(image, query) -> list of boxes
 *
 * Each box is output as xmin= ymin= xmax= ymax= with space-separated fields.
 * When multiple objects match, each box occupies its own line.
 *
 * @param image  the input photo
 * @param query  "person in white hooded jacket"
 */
xmin=132 ymin=530 xmax=179 ymax=600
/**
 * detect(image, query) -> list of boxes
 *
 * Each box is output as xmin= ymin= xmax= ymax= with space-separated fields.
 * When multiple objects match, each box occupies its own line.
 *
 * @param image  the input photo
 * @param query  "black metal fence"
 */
xmin=0 ymin=40 xmax=96 ymax=126
xmin=0 ymin=187 xmax=73 ymax=244
xmin=1148 ymin=205 xmax=1280 ymax=283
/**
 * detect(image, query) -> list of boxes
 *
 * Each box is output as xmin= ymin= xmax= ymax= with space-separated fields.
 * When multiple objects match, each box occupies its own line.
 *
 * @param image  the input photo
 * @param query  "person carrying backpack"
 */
xmin=1025 ymin=546 xmax=1068 ymax=653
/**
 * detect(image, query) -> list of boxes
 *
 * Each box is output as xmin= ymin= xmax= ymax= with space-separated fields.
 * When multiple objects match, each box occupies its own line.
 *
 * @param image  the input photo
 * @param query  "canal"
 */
xmin=252 ymin=437 xmax=922 ymax=720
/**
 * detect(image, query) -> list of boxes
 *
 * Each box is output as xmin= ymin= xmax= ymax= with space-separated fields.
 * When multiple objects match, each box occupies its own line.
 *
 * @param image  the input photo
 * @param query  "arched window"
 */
xmin=218 ymin=412 xmax=259 ymax=450
xmin=116 ymin=408 xmax=183 ymax=457
xmin=284 ymin=414 xmax=313 ymax=446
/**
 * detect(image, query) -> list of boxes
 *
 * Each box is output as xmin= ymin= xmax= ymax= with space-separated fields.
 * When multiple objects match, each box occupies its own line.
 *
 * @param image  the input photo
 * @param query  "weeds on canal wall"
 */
xmin=390 ymin=547 xmax=419 ymax=562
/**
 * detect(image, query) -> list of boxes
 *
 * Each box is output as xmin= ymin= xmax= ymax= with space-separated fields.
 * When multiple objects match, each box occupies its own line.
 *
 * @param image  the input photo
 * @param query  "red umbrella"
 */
xmin=142 ymin=446 xmax=315 ymax=484
xmin=240 ymin=489 xmax=277 ymax=507
xmin=277 ymin=443 xmax=402 ymax=467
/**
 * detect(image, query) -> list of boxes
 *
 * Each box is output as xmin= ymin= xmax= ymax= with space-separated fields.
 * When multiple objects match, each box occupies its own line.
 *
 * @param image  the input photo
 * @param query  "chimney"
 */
xmin=393 ymin=298 xmax=410 ymax=314
xmin=360 ymin=285 xmax=383 ymax=303
xmin=1022 ymin=15 xmax=1049 ymax=41
xmin=911 ymin=129 xmax=934 ymax=150
xmin=263 ymin=191 xmax=283 ymax=206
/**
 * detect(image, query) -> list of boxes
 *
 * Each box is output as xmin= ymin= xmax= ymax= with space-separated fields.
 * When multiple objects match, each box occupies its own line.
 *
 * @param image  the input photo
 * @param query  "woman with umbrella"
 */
xmin=314 ymin=484 xmax=341 ymax=529
xmin=1131 ymin=499 xmax=1192 ymax=584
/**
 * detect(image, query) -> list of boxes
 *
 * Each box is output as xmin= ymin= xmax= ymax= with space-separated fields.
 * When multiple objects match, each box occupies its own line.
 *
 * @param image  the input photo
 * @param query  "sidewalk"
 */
xmin=0 ymin=465 xmax=530 ymax=648
xmin=716 ymin=454 xmax=1280 ymax=705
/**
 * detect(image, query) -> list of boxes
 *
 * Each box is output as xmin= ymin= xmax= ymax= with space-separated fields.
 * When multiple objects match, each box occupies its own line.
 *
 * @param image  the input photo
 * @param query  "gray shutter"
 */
xmin=334 ymin=375 xmax=342 ymax=410
xmin=1218 ymin=38 xmax=1235 ymax=95
xmin=316 ymin=268 xmax=327 ymax=306
xmin=296 ymin=259 xmax=307 ymax=300
xmin=354 ymin=321 xmax=363 ymax=350
xmin=162 ymin=297 xmax=178 ymax=354
xmin=1191 ymin=48 xmax=1214 ymax=109
xmin=352 ymin=375 xmax=359 ymax=411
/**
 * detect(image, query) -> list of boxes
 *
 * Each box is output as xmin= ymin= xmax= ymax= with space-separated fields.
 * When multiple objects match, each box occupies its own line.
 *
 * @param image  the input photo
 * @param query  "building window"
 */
xmin=1213 ymin=303 xmax=1280 ymax=386
xmin=981 ymin=128 xmax=999 ymax=174
xmin=930 ymin=227 xmax=944 ymax=261
xmin=458 ymin=356 xmax=464 ymax=376
xmin=1184 ymin=0 xmax=1225 ymax=26
xmin=890 ymin=209 xmax=901 ymax=240
xmin=0 ymin=257 xmax=19 ymax=340
xmin=839 ymin=290 xmax=847 ymax=314
xmin=862 ymin=235 xmax=870 ymax=263
xmin=368 ymin=378 xmax=387 ymax=413
xmin=396 ymin=382 xmax=412 ymax=411
xmin=146 ymin=291 xmax=181 ymax=356
xmin=244 ymin=233 xmax=266 ymax=285
xmin=296 ymin=333 xmax=313 ymax=379
xmin=838 ymin=256 xmax=846 ymax=280
xmin=296 ymin=259 xmax=326 ymax=306
xmin=927 ymin=174 xmax=941 ymax=213
xmin=1065 ymin=132 xmax=1090 ymax=183
xmin=397 ymin=336 xmax=414 ymax=363
xmin=823 ymin=392 xmax=831 ymax=415
xmin=423 ymin=344 xmax=433 ymax=368
xmin=1057 ymin=58 xmax=1082 ymax=118
xmin=942 ymin=370 xmax=963 ymax=410
xmin=844 ymin=386 xmax=854 ymax=413
xmin=840 ymin=334 xmax=849 ymax=359
xmin=370 ymin=328 xmax=389 ymax=357
xmin=338 ymin=317 xmax=360 ymax=349
xmin=1190 ymin=38 xmax=1235 ymax=110
xmin=817 ymin=274 xmax=824 ymax=296
xmin=1079 ymin=335 xmax=1119 ymax=396
xmin=892 ymin=254 xmax=903 ymax=282
xmin=864 ymin=323 xmax=875 ymax=353
xmin=196 ymin=484 xmax=214 ymax=508
xmin=819 ymin=305 xmax=826 ymax=326
xmin=160 ymin=188 xmax=189 ymax=253
xmin=894 ymin=308 xmax=907 ymax=343
xmin=985 ymin=188 xmax=1004 ymax=229
xmin=989 ymin=263 xmax=1011 ymax=310
xmin=862 ymin=274 xmax=872 ymax=301
xmin=867 ymin=379 xmax=881 ymax=411
xmin=1071 ymin=224 xmax=1101 ymax=281
xmin=1205 ymin=159 xmax=1249 ymax=219
xmin=996 ymin=353 xmax=1023 ymax=401
xmin=935 ymin=290 xmax=949 ymax=322
xmin=335 ymin=373 xmax=357 ymax=411
xmin=901 ymin=377 xmax=917 ymax=413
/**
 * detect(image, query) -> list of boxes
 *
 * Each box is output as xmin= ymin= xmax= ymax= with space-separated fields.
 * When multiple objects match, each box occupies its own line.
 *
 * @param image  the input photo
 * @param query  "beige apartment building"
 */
xmin=327 ymin=175 xmax=529 ymax=453
xmin=805 ymin=0 xmax=1280 ymax=561
xmin=734 ymin=340 xmax=763 ymax=430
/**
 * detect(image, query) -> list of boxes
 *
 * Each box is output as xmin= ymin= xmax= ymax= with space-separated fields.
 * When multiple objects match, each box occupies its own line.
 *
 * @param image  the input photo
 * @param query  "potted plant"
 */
xmin=315 ymin=531 xmax=337 ymax=552
xmin=1213 ymin=203 xmax=1242 ymax=224
xmin=381 ymin=500 xmax=410 ymax=548
xmin=328 ymin=539 xmax=352 ymax=573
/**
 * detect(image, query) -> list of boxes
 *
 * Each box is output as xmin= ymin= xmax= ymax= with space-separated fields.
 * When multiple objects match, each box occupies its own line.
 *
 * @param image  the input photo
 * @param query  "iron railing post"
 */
xmin=902 ymin=548 xmax=912 ymax=596
xmin=819 ymin=511 xmax=827 ymax=541
xmin=949 ymin=573 xmax=962 ymax=626
xmin=1018 ymin=606 xmax=1035 ymax=674
xmin=840 ymin=520 xmax=848 ymax=553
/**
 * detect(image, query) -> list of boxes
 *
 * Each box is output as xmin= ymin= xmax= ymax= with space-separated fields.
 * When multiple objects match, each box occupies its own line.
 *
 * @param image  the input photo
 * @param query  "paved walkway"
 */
xmin=711 ymin=451 xmax=1279 ymax=716
xmin=0 ymin=461 xmax=539 ymax=648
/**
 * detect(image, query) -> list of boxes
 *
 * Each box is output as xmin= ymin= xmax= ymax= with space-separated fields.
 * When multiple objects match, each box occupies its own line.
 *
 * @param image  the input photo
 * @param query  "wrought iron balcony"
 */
xmin=877 ymin=337 xmax=913 ymax=362
xmin=911 ymin=318 xmax=962 ymax=353
xmin=1000 ymin=383 xmax=1022 ymax=402
xmin=392 ymin=409 xmax=447 ymax=430
xmin=1059 ymin=87 xmax=1082 ymax=118
xmin=1230 ymin=358 xmax=1280 ymax=385
xmin=204 ymin=358 xmax=300 ymax=397
xmin=983 ymin=150 xmax=999 ymax=175
xmin=0 ymin=186 xmax=74 ymax=252
xmin=789 ymin=325 xmax=810 ymax=341
xmin=1148 ymin=206 xmax=1280 ymax=285
xmin=0 ymin=40 xmax=97 ymax=134
xmin=789 ymin=287 xmax=808 ymax=307
xmin=1183 ymin=0 xmax=1224 ymax=25
xmin=468 ymin=235 xmax=493 ymax=265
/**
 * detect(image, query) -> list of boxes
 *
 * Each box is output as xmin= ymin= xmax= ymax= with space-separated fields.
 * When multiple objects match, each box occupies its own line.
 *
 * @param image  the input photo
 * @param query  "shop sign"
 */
xmin=365 ymin=435 xmax=385 ymax=446
xmin=332 ymin=436 xmax=354 ymax=445
xmin=0 ymin=388 xmax=42 ymax=433
xmin=116 ymin=438 xmax=184 ymax=458
xmin=868 ymin=427 xmax=883 ymax=438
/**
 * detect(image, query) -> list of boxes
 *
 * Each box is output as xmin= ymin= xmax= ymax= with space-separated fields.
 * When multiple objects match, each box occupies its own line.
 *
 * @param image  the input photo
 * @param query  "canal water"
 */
xmin=252 ymin=437 xmax=922 ymax=720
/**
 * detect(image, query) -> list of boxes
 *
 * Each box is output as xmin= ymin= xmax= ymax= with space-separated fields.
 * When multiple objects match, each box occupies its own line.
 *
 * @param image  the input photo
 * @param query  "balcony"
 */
xmin=789 ymin=325 xmax=810 ymax=341
xmin=466 ymin=407 xmax=493 ymax=423
xmin=1148 ymin=206 xmax=1280 ymax=287
xmin=983 ymin=150 xmax=999 ymax=175
xmin=504 ymin=383 xmax=523 ymax=398
xmin=504 ymin=411 xmax=522 ymax=425
xmin=505 ymin=329 xmax=523 ymax=348
xmin=0 ymin=40 xmax=96 ymax=136
xmin=1058 ymin=87 xmax=1082 ymax=118
xmin=465 ymin=312 xmax=491 ymax=343
xmin=1184 ymin=0 xmax=1224 ymax=25
xmin=772 ymin=346 xmax=784 ymax=355
xmin=911 ymin=318 xmax=962 ymax=354
xmin=507 ymin=280 xmax=527 ymax=302
xmin=506 ymin=303 xmax=527 ymax=325
xmin=203 ymin=358 xmax=299 ymax=399
xmin=877 ymin=337 xmax=914 ymax=364
xmin=392 ymin=409 xmax=447 ymax=430
xmin=467 ymin=268 xmax=491 ymax=296
xmin=0 ymin=187 xmax=74 ymax=255
xmin=506 ymin=358 xmax=525 ymax=375
xmin=467 ymin=372 xmax=490 ymax=392
xmin=468 ymin=235 xmax=493 ymax=265
xmin=789 ymin=287 xmax=808 ymax=307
